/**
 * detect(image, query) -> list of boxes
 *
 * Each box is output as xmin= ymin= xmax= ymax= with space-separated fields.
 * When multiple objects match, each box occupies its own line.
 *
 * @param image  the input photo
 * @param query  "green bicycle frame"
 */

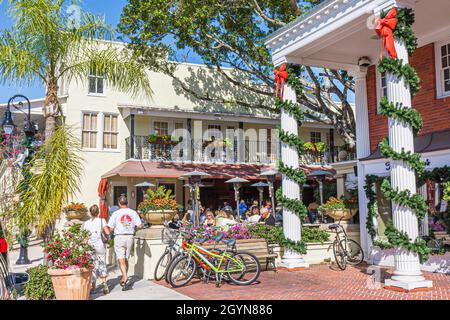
xmin=182 ymin=241 xmax=245 ymax=274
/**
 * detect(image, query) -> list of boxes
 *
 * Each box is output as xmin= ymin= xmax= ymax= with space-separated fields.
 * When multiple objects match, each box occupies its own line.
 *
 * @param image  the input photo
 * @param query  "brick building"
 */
xmin=266 ymin=0 xmax=450 ymax=291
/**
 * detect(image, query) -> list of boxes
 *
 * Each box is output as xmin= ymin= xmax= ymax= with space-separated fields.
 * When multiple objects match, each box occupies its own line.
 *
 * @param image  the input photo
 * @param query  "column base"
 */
xmin=277 ymin=258 xmax=309 ymax=271
xmin=384 ymin=278 xmax=433 ymax=292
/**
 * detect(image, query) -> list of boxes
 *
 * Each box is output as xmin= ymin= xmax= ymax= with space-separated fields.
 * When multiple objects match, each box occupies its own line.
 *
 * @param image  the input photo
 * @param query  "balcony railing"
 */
xmin=125 ymin=135 xmax=279 ymax=164
xmin=125 ymin=136 xmax=355 ymax=165
xmin=300 ymin=146 xmax=357 ymax=165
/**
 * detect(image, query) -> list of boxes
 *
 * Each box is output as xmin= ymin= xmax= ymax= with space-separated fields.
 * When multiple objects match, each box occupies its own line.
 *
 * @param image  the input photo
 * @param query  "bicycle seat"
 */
xmin=328 ymin=224 xmax=339 ymax=230
xmin=212 ymin=233 xmax=224 ymax=242
xmin=223 ymin=238 xmax=236 ymax=247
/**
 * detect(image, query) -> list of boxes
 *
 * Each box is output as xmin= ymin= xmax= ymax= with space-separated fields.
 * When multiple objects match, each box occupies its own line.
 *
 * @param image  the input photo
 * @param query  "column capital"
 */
xmin=349 ymin=67 xmax=368 ymax=80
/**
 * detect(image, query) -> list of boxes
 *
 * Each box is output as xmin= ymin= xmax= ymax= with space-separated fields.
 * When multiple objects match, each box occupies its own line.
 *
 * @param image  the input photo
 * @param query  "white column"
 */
xmin=352 ymin=69 xmax=371 ymax=260
xmin=384 ymin=39 xmax=432 ymax=290
xmin=279 ymin=84 xmax=309 ymax=269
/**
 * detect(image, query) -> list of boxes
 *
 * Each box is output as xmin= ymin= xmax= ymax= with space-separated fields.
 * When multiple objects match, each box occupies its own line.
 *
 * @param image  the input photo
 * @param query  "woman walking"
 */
xmin=82 ymin=204 xmax=109 ymax=295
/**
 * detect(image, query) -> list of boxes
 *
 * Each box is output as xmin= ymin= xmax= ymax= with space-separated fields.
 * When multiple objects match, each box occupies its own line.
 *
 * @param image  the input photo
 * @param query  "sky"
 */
xmin=0 ymin=0 xmax=204 ymax=102
xmin=0 ymin=1 xmax=354 ymax=104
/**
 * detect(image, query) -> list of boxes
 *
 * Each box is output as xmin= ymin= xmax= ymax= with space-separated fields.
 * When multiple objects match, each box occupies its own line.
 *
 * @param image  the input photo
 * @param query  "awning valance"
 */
xmin=102 ymin=161 xmax=335 ymax=181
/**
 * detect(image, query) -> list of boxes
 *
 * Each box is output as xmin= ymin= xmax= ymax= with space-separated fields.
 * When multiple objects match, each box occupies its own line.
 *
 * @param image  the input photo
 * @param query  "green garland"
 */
xmin=379 ymin=138 xmax=426 ymax=177
xmin=378 ymin=97 xmax=423 ymax=135
xmin=366 ymin=7 xmax=430 ymax=263
xmin=275 ymin=66 xmax=310 ymax=255
xmin=277 ymin=126 xmax=305 ymax=153
xmin=378 ymin=57 xmax=421 ymax=96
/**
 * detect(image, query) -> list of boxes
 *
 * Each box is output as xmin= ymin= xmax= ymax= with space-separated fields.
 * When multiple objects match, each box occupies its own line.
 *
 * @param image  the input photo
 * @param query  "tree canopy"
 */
xmin=119 ymin=0 xmax=356 ymax=146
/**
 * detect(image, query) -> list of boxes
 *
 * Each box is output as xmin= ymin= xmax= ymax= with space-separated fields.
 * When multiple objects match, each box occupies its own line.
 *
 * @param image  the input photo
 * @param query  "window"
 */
xmin=380 ymin=73 xmax=388 ymax=98
xmin=376 ymin=71 xmax=388 ymax=113
xmin=174 ymin=122 xmax=184 ymax=130
xmin=82 ymin=113 xmax=97 ymax=149
xmin=208 ymin=125 xmax=222 ymax=131
xmin=310 ymin=131 xmax=321 ymax=143
xmin=103 ymin=114 xmax=118 ymax=149
xmin=154 ymin=121 xmax=169 ymax=135
xmin=88 ymin=67 xmax=104 ymax=95
xmin=439 ymin=42 xmax=450 ymax=95
xmin=207 ymin=124 xmax=222 ymax=139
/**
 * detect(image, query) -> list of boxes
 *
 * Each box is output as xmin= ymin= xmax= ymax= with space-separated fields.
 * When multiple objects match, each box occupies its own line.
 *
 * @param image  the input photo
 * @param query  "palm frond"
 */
xmin=15 ymin=125 xmax=84 ymax=235
xmin=0 ymin=32 xmax=45 ymax=85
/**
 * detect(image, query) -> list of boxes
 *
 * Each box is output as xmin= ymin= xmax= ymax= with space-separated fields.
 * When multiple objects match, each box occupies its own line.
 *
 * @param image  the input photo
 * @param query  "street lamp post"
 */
xmin=225 ymin=177 xmax=249 ymax=219
xmin=260 ymin=169 xmax=278 ymax=214
xmin=2 ymin=95 xmax=36 ymax=266
xmin=180 ymin=171 xmax=210 ymax=227
xmin=251 ymin=181 xmax=269 ymax=208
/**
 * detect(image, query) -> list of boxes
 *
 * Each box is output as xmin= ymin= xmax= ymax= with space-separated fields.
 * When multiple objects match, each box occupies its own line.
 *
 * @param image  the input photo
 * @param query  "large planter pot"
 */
xmin=65 ymin=210 xmax=86 ymax=220
xmin=48 ymin=268 xmax=92 ymax=300
xmin=326 ymin=208 xmax=357 ymax=221
xmin=338 ymin=150 xmax=348 ymax=161
xmin=140 ymin=210 xmax=176 ymax=225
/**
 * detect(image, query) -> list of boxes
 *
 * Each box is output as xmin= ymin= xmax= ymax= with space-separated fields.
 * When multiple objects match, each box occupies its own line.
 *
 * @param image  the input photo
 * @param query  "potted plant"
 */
xmin=304 ymin=141 xmax=326 ymax=153
xmin=147 ymin=134 xmax=179 ymax=145
xmin=137 ymin=186 xmax=180 ymax=225
xmin=318 ymin=197 xmax=358 ymax=221
xmin=44 ymin=225 xmax=94 ymax=300
xmin=63 ymin=202 xmax=87 ymax=220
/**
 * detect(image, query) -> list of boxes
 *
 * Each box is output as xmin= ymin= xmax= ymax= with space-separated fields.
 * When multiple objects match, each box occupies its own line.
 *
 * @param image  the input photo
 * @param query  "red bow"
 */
xmin=274 ymin=64 xmax=288 ymax=101
xmin=376 ymin=7 xmax=398 ymax=60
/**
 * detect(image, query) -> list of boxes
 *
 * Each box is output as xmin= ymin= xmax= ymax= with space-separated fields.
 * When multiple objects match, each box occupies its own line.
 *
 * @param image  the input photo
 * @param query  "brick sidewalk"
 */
xmin=155 ymin=263 xmax=450 ymax=300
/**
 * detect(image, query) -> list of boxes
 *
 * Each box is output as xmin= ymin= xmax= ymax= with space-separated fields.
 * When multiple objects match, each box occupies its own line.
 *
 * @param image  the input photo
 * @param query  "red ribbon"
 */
xmin=274 ymin=64 xmax=288 ymax=101
xmin=375 ymin=7 xmax=398 ymax=60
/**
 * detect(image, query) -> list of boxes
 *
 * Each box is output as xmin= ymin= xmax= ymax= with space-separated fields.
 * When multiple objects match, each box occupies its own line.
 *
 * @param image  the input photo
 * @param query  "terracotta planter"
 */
xmin=65 ymin=210 xmax=87 ymax=220
xmin=326 ymin=208 xmax=357 ymax=221
xmin=140 ymin=210 xmax=176 ymax=225
xmin=48 ymin=268 xmax=92 ymax=300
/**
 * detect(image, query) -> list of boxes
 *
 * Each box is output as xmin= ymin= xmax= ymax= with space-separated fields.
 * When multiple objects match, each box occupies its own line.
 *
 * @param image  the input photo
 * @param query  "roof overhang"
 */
xmin=118 ymin=104 xmax=280 ymax=125
xmin=265 ymin=0 xmax=450 ymax=70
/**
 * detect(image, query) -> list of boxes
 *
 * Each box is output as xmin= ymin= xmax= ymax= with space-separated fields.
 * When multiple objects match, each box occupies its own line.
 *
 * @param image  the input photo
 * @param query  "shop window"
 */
xmin=375 ymin=180 xmax=392 ymax=241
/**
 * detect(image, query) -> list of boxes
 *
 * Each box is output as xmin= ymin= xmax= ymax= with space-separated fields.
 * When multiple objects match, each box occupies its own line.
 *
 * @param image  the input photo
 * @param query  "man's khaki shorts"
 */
xmin=114 ymin=235 xmax=134 ymax=260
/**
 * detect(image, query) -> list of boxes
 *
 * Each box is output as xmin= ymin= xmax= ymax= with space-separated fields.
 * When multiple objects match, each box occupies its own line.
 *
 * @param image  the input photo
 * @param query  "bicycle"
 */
xmin=153 ymin=223 xmax=183 ymax=281
xmin=329 ymin=220 xmax=364 ymax=270
xmin=166 ymin=232 xmax=260 ymax=288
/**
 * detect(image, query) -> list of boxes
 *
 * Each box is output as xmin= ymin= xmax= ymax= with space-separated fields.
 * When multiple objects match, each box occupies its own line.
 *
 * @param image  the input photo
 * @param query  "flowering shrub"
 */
xmin=223 ymin=224 xmax=252 ymax=241
xmin=63 ymin=202 xmax=87 ymax=213
xmin=138 ymin=186 xmax=180 ymax=212
xmin=43 ymin=225 xmax=94 ymax=270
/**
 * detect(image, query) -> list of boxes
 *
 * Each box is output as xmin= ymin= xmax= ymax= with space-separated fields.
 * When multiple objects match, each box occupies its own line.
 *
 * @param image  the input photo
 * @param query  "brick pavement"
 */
xmin=155 ymin=263 xmax=450 ymax=300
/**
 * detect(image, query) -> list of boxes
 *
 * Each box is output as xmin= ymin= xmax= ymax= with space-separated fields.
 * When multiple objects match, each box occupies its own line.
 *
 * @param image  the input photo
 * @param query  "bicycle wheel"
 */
xmin=333 ymin=240 xmax=347 ymax=270
xmin=167 ymin=255 xmax=197 ymax=288
xmin=165 ymin=252 xmax=181 ymax=284
xmin=154 ymin=250 xmax=172 ymax=281
xmin=0 ymin=254 xmax=9 ymax=300
xmin=225 ymin=251 xmax=260 ymax=285
xmin=344 ymin=239 xmax=364 ymax=265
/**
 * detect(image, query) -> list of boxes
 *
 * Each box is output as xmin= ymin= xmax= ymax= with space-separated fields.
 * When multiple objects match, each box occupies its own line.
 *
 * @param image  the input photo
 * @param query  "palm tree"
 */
xmin=0 ymin=0 xmax=152 ymax=140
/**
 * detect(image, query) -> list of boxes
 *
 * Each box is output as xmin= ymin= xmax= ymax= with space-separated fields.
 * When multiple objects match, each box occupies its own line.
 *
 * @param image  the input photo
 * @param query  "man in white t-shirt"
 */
xmin=104 ymin=195 xmax=142 ymax=290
